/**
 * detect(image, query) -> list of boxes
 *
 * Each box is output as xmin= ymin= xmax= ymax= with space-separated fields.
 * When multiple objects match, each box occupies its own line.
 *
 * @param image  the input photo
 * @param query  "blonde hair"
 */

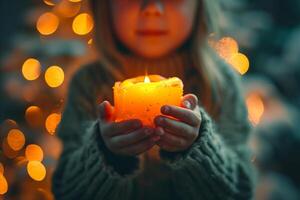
xmin=89 ymin=0 xmax=225 ymax=118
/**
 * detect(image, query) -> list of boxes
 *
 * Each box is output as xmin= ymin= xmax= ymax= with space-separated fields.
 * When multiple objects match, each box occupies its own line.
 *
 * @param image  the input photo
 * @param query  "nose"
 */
xmin=141 ymin=0 xmax=164 ymax=16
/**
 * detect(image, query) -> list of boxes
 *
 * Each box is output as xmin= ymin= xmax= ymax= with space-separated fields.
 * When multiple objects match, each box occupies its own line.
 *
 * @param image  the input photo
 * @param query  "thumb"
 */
xmin=181 ymin=94 xmax=198 ymax=110
xmin=98 ymin=101 xmax=115 ymax=121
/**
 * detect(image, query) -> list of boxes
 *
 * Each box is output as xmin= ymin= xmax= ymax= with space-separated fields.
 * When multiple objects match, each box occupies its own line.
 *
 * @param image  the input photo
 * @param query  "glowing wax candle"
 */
xmin=113 ymin=75 xmax=184 ymax=127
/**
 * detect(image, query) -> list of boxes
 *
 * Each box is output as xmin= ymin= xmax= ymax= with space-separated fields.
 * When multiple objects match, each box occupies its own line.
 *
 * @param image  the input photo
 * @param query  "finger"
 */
xmin=101 ymin=119 xmax=142 ymax=138
xmin=159 ymin=130 xmax=188 ymax=148
xmin=98 ymin=101 xmax=114 ymax=121
xmin=120 ymin=138 xmax=155 ymax=156
xmin=109 ymin=127 xmax=154 ymax=148
xmin=161 ymin=105 xmax=201 ymax=127
xmin=181 ymin=94 xmax=198 ymax=110
xmin=154 ymin=116 xmax=195 ymax=139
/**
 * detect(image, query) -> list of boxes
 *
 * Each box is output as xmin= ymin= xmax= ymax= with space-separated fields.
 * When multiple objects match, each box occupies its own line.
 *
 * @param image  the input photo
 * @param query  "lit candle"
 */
xmin=113 ymin=74 xmax=184 ymax=127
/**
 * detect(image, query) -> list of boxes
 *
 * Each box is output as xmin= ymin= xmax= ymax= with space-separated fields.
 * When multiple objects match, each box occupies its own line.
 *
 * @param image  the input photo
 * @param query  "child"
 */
xmin=52 ymin=0 xmax=254 ymax=199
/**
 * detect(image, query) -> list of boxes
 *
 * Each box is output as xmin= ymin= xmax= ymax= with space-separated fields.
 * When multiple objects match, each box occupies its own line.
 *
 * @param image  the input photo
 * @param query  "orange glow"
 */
xmin=36 ymin=12 xmax=59 ymax=35
xmin=0 ymin=163 xmax=4 ymax=174
xmin=0 ymin=174 xmax=8 ymax=195
xmin=72 ymin=13 xmax=94 ymax=35
xmin=228 ymin=53 xmax=250 ymax=75
xmin=69 ymin=0 xmax=82 ymax=2
xmin=215 ymin=37 xmax=239 ymax=59
xmin=144 ymin=76 xmax=151 ymax=83
xmin=7 ymin=129 xmax=25 ymax=151
xmin=114 ymin=75 xmax=183 ymax=126
xmin=45 ymin=66 xmax=64 ymax=88
xmin=25 ymin=144 xmax=44 ymax=162
xmin=246 ymin=93 xmax=265 ymax=126
xmin=22 ymin=58 xmax=41 ymax=81
xmin=45 ymin=113 xmax=61 ymax=135
xmin=55 ymin=0 xmax=81 ymax=18
xmin=88 ymin=38 xmax=93 ymax=45
xmin=25 ymin=106 xmax=44 ymax=127
xmin=27 ymin=161 xmax=46 ymax=181
xmin=43 ymin=0 xmax=55 ymax=6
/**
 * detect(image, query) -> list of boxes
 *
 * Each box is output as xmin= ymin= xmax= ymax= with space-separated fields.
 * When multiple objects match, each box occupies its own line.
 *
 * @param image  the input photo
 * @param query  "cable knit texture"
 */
xmin=52 ymin=55 xmax=255 ymax=200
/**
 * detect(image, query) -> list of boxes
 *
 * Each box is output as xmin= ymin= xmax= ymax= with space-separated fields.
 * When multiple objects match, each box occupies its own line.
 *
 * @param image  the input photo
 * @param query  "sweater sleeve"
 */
xmin=159 ymin=65 xmax=255 ymax=199
xmin=51 ymin=68 xmax=140 ymax=200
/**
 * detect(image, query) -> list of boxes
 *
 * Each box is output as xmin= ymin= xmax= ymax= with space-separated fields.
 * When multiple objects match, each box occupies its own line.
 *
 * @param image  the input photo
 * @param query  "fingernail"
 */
xmin=184 ymin=100 xmax=191 ymax=109
xmin=163 ymin=106 xmax=170 ymax=113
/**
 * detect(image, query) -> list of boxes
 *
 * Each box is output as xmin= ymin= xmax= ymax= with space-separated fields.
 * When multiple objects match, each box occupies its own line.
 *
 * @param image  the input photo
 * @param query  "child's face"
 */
xmin=110 ymin=0 xmax=198 ymax=58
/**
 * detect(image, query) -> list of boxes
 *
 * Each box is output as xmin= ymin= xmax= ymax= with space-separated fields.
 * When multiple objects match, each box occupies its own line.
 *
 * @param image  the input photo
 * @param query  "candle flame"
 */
xmin=144 ymin=76 xmax=150 ymax=83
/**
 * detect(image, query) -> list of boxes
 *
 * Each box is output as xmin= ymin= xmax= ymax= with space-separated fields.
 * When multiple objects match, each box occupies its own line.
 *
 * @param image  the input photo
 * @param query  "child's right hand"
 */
xmin=97 ymin=101 xmax=157 ymax=156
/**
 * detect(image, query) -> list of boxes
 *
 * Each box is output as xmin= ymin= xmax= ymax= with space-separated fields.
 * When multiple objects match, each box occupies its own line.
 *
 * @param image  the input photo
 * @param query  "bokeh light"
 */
xmin=27 ymin=161 xmax=46 ymax=181
xmin=214 ymin=37 xmax=239 ymax=59
xmin=25 ymin=106 xmax=44 ymax=127
xmin=7 ymin=129 xmax=25 ymax=151
xmin=45 ymin=113 xmax=62 ymax=135
xmin=228 ymin=53 xmax=250 ymax=75
xmin=43 ymin=0 xmax=56 ymax=6
xmin=0 ymin=174 xmax=8 ymax=195
xmin=36 ymin=12 xmax=59 ymax=35
xmin=72 ymin=13 xmax=94 ymax=35
xmin=45 ymin=66 xmax=65 ymax=88
xmin=22 ymin=58 xmax=41 ymax=81
xmin=25 ymin=144 xmax=44 ymax=162
xmin=246 ymin=93 xmax=265 ymax=125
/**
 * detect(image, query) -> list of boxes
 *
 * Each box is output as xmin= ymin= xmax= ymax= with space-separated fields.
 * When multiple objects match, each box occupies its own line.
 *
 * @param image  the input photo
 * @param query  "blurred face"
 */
xmin=110 ymin=0 xmax=198 ymax=58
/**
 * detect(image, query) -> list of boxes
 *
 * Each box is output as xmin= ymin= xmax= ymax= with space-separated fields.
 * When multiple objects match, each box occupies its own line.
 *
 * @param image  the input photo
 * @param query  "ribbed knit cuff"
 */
xmin=159 ymin=108 xmax=210 ymax=163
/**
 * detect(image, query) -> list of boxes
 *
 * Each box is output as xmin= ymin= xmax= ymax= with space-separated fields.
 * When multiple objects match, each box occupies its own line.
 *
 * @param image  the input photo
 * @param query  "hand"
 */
xmin=98 ymin=101 xmax=156 ymax=156
xmin=154 ymin=94 xmax=202 ymax=152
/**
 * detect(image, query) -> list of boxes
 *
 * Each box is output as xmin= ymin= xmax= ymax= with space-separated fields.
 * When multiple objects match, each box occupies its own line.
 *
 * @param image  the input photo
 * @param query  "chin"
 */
xmin=133 ymin=46 xmax=173 ymax=59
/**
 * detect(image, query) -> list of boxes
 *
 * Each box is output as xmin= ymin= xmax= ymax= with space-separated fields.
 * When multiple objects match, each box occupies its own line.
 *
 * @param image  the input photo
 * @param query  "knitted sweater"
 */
xmin=52 ymin=57 xmax=254 ymax=200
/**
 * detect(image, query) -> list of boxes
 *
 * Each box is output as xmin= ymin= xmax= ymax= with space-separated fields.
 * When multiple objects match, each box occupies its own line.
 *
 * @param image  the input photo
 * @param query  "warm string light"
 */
xmin=22 ymin=58 xmax=41 ymax=81
xmin=246 ymin=93 xmax=265 ymax=125
xmin=45 ymin=113 xmax=62 ymax=135
xmin=45 ymin=66 xmax=65 ymax=88
xmin=7 ymin=129 xmax=25 ymax=151
xmin=72 ymin=13 xmax=94 ymax=35
xmin=0 ymin=173 xmax=8 ymax=195
xmin=210 ymin=36 xmax=250 ymax=75
xmin=36 ymin=12 xmax=60 ymax=35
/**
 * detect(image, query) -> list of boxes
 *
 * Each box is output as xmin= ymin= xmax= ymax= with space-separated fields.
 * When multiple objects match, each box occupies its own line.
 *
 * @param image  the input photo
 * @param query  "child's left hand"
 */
xmin=154 ymin=94 xmax=202 ymax=152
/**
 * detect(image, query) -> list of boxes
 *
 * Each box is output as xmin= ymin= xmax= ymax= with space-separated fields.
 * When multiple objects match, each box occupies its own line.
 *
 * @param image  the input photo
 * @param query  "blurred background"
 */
xmin=0 ymin=0 xmax=299 ymax=199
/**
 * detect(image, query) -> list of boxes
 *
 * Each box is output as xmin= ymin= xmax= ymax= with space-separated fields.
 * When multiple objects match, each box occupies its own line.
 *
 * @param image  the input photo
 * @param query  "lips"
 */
xmin=136 ymin=29 xmax=169 ymax=36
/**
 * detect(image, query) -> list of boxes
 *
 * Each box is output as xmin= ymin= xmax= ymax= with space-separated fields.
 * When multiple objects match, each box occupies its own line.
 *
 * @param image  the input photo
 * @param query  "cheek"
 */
xmin=167 ymin=4 xmax=196 ymax=46
xmin=111 ymin=3 xmax=139 ymax=45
